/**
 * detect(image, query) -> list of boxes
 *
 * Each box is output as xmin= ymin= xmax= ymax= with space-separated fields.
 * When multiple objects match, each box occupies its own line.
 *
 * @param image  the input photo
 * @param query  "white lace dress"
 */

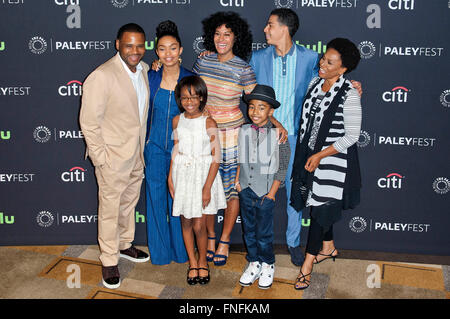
xmin=171 ymin=113 xmax=227 ymax=218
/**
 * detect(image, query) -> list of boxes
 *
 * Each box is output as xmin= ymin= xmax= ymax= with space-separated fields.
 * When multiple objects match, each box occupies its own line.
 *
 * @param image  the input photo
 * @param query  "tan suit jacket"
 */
xmin=79 ymin=54 xmax=150 ymax=266
xmin=80 ymin=54 xmax=150 ymax=171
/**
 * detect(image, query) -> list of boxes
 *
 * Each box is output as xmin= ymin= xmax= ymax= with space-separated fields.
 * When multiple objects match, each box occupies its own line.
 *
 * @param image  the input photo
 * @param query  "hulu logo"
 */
xmin=0 ymin=212 xmax=15 ymax=225
xmin=296 ymin=41 xmax=327 ymax=54
xmin=1 ymin=131 xmax=10 ymax=140
xmin=302 ymin=218 xmax=311 ymax=227
xmin=136 ymin=211 xmax=146 ymax=223
xmin=0 ymin=42 xmax=4 ymax=51
xmin=145 ymin=38 xmax=158 ymax=51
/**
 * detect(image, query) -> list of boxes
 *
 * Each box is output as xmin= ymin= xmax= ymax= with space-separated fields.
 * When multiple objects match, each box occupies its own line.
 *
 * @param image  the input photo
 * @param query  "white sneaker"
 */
xmin=239 ymin=261 xmax=261 ymax=287
xmin=258 ymin=262 xmax=274 ymax=289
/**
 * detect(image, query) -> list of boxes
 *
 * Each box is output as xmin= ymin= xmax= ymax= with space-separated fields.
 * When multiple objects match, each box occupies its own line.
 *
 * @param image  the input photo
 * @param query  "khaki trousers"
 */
xmin=95 ymin=154 xmax=144 ymax=266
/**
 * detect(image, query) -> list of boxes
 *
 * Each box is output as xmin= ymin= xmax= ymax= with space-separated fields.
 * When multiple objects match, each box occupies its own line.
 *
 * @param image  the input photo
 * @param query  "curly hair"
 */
xmin=326 ymin=38 xmax=361 ymax=74
xmin=201 ymin=11 xmax=253 ymax=61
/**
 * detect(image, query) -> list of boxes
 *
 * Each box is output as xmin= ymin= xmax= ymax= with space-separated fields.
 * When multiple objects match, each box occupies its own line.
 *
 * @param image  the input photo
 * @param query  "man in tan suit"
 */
xmin=80 ymin=23 xmax=150 ymax=289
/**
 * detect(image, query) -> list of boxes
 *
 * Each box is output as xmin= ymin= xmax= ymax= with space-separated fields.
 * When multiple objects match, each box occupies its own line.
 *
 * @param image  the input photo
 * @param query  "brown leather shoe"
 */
xmin=120 ymin=245 xmax=150 ymax=263
xmin=102 ymin=265 xmax=120 ymax=289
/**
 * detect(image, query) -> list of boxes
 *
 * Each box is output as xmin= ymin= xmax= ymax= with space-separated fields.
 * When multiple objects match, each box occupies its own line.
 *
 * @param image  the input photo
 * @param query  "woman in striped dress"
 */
xmin=290 ymin=38 xmax=362 ymax=290
xmin=193 ymin=12 xmax=257 ymax=266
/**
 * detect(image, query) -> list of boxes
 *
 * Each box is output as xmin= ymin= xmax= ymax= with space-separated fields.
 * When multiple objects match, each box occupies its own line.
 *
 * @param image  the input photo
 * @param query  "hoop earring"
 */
xmin=178 ymin=57 xmax=182 ymax=65
xmin=157 ymin=59 xmax=162 ymax=68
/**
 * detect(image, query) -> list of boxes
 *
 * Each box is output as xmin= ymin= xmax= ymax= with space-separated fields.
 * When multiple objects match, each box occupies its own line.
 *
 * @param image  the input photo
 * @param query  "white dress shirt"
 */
xmin=117 ymin=52 xmax=147 ymax=124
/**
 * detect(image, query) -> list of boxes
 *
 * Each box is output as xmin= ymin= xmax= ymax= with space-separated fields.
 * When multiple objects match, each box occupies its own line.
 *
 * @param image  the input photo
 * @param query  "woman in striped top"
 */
xmin=193 ymin=12 xmax=257 ymax=266
xmin=290 ymin=38 xmax=362 ymax=290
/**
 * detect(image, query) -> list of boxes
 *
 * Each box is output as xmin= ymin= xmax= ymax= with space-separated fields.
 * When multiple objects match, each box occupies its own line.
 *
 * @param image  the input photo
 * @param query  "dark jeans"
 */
xmin=305 ymin=216 xmax=334 ymax=256
xmin=239 ymin=187 xmax=275 ymax=265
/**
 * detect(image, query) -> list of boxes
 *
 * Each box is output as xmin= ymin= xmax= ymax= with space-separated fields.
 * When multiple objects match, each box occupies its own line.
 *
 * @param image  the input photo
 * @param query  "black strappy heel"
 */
xmin=313 ymin=248 xmax=338 ymax=264
xmin=294 ymin=270 xmax=311 ymax=290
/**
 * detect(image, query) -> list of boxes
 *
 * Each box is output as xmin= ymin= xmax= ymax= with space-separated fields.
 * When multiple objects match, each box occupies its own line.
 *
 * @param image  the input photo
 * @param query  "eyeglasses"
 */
xmin=180 ymin=96 xmax=200 ymax=102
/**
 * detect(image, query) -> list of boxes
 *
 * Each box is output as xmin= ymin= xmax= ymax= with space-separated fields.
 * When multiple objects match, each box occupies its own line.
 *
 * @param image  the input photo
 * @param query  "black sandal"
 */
xmin=313 ymin=248 xmax=338 ymax=264
xmin=197 ymin=266 xmax=210 ymax=285
xmin=187 ymin=267 xmax=199 ymax=285
xmin=294 ymin=270 xmax=311 ymax=290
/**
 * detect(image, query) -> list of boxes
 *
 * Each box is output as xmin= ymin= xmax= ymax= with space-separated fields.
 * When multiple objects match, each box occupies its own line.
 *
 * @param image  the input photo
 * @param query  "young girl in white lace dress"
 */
xmin=168 ymin=76 xmax=226 ymax=285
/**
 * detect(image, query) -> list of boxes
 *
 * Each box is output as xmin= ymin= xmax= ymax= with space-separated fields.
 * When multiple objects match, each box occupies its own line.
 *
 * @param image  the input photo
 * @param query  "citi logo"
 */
xmin=61 ymin=167 xmax=86 ymax=182
xmin=58 ymin=80 xmax=82 ymax=96
xmin=0 ymin=212 xmax=14 ymax=225
xmin=382 ymin=86 xmax=410 ymax=103
xmin=388 ymin=0 xmax=414 ymax=10
xmin=54 ymin=0 xmax=79 ymax=5
xmin=377 ymin=173 xmax=404 ymax=189
xmin=220 ymin=0 xmax=244 ymax=6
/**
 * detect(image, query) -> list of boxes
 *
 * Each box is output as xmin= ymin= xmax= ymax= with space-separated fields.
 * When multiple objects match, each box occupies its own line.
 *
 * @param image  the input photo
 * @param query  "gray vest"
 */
xmin=238 ymin=124 xmax=279 ymax=197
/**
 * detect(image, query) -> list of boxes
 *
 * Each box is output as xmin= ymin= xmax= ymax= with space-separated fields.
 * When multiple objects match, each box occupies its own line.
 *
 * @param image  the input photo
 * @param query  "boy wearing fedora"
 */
xmin=236 ymin=84 xmax=291 ymax=289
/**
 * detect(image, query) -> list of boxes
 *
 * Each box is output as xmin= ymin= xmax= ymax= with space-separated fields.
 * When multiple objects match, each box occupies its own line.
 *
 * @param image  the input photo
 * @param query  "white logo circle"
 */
xmin=193 ymin=36 xmax=205 ymax=55
xmin=358 ymin=41 xmax=376 ymax=59
xmin=440 ymin=89 xmax=450 ymax=108
xmin=433 ymin=177 xmax=450 ymax=195
xmin=33 ymin=126 xmax=51 ymax=143
xmin=274 ymin=0 xmax=294 ymax=8
xmin=111 ymin=0 xmax=129 ymax=8
xmin=349 ymin=216 xmax=367 ymax=233
xmin=357 ymin=130 xmax=371 ymax=148
xmin=37 ymin=211 xmax=54 ymax=227
xmin=29 ymin=36 xmax=47 ymax=54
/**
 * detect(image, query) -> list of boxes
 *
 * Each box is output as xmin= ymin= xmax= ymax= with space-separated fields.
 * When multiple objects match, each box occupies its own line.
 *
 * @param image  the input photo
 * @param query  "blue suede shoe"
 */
xmin=213 ymin=240 xmax=230 ymax=266
xmin=206 ymin=236 xmax=216 ymax=262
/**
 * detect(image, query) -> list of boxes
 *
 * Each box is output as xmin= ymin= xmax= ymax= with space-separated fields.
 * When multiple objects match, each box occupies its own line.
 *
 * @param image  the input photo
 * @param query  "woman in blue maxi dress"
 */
xmin=144 ymin=21 xmax=193 ymax=265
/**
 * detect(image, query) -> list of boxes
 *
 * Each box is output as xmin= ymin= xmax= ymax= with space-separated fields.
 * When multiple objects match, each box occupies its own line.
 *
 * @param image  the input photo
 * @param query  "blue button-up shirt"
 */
xmin=272 ymin=42 xmax=297 ymax=135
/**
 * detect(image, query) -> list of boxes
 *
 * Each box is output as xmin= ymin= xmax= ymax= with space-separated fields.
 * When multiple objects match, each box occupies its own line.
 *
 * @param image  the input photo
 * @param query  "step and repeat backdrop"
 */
xmin=0 ymin=0 xmax=449 ymax=256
